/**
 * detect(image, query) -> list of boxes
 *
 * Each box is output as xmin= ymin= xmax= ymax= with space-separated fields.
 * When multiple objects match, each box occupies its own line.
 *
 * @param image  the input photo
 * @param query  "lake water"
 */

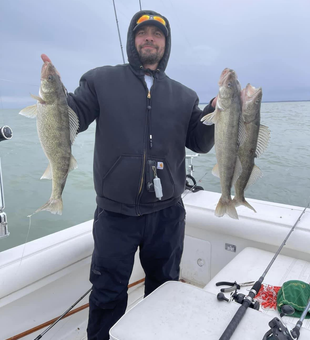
xmin=0 ymin=101 xmax=309 ymax=252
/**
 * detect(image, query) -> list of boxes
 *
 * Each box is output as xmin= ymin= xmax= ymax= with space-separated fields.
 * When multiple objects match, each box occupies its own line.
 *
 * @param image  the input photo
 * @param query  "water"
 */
xmin=0 ymin=101 xmax=309 ymax=252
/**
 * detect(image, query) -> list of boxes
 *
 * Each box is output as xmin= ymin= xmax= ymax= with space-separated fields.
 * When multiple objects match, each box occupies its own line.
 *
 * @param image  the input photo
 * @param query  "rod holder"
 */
xmin=0 ymin=127 xmax=11 ymax=238
xmin=0 ymin=212 xmax=9 ymax=238
xmin=185 ymin=153 xmax=199 ymax=177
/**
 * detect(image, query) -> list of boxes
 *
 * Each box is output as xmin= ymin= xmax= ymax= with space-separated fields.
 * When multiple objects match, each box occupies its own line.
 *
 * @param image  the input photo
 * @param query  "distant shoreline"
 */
xmin=1 ymin=100 xmax=309 ymax=110
xmin=199 ymin=100 xmax=310 ymax=104
xmin=262 ymin=100 xmax=310 ymax=103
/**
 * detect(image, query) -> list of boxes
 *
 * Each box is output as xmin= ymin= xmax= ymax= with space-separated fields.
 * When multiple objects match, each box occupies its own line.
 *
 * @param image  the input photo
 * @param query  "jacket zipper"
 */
xmin=136 ymin=76 xmax=155 ymax=215
xmin=147 ymin=90 xmax=153 ymax=149
xmin=138 ymin=152 xmax=146 ymax=195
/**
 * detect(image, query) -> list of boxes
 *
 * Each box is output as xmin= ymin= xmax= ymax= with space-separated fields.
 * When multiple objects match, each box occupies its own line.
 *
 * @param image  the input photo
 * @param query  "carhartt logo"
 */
xmin=157 ymin=162 xmax=164 ymax=170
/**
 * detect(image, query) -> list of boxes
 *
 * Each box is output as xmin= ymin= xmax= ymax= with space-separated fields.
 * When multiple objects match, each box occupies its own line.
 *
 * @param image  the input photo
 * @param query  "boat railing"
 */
xmin=185 ymin=153 xmax=204 ymax=192
xmin=0 ymin=125 xmax=13 ymax=239
xmin=185 ymin=153 xmax=200 ymax=177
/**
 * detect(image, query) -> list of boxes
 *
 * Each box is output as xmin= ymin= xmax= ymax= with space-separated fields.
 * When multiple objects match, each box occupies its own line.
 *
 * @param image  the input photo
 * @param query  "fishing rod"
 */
xmin=112 ymin=0 xmax=125 ymax=64
xmin=291 ymin=298 xmax=310 ymax=339
xmin=29 ymin=278 xmax=145 ymax=340
xmin=33 ymin=288 xmax=92 ymax=340
xmin=219 ymin=202 xmax=310 ymax=340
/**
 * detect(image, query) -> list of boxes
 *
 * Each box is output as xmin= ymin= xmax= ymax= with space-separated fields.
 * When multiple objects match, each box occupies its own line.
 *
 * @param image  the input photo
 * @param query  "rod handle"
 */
xmin=219 ymin=299 xmax=251 ymax=340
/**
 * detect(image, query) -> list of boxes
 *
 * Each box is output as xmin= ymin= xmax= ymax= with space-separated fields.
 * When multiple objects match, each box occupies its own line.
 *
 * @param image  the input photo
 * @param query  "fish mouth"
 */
xmin=41 ymin=62 xmax=50 ymax=79
xmin=41 ymin=62 xmax=56 ymax=81
xmin=245 ymin=83 xmax=262 ymax=102
xmin=218 ymin=68 xmax=238 ymax=87
xmin=40 ymin=55 xmax=61 ymax=81
xmin=242 ymin=83 xmax=263 ymax=122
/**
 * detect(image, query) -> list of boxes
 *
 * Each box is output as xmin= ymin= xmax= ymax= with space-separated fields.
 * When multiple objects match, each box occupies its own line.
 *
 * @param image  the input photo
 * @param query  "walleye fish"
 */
xmin=19 ymin=54 xmax=79 ymax=215
xmin=201 ymin=68 xmax=245 ymax=219
xmin=232 ymin=84 xmax=270 ymax=211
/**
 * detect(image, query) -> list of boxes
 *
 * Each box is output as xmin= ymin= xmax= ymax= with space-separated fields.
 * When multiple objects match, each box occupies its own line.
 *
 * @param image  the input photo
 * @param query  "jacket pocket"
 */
xmin=101 ymin=155 xmax=142 ymax=205
xmin=141 ymin=158 xmax=175 ymax=203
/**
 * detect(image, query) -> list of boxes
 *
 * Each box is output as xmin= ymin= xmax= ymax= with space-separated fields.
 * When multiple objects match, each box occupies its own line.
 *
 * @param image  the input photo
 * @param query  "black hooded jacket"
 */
xmin=67 ymin=10 xmax=215 ymax=216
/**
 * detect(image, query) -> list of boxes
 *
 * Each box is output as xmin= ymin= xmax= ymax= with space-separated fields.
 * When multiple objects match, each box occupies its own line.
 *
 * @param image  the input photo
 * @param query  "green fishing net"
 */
xmin=277 ymin=280 xmax=310 ymax=318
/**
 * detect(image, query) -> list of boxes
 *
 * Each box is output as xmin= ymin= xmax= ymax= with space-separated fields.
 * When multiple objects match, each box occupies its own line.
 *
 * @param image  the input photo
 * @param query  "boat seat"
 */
xmin=203 ymin=247 xmax=310 ymax=293
xmin=203 ymin=247 xmax=310 ymax=323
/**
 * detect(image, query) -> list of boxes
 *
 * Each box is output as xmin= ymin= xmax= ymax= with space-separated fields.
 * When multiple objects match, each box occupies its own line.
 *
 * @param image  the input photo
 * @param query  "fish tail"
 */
xmin=34 ymin=198 xmax=63 ymax=215
xmin=233 ymin=197 xmax=256 ymax=213
xmin=215 ymin=197 xmax=239 ymax=220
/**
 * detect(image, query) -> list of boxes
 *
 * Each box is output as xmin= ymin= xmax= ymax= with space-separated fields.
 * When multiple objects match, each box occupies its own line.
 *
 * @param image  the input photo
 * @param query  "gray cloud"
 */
xmin=1 ymin=0 xmax=309 ymax=108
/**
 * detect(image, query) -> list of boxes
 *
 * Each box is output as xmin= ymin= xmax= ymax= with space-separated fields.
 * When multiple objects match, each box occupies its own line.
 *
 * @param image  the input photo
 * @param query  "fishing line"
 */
xmin=0 ymin=78 xmax=38 ymax=87
xmin=17 ymin=215 xmax=33 ymax=270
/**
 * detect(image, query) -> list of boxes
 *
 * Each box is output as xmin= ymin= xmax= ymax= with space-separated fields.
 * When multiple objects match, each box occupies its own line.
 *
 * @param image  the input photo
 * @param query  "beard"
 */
xmin=137 ymin=44 xmax=164 ymax=66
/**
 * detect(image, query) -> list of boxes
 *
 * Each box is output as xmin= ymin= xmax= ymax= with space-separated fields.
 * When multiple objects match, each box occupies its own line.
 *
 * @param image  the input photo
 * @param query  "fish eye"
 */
xmin=227 ymin=82 xmax=231 ymax=88
xmin=48 ymin=75 xmax=54 ymax=81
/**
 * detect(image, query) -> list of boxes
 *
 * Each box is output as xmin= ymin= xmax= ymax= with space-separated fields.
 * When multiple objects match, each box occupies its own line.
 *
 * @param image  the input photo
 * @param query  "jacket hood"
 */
xmin=126 ymin=10 xmax=171 ymax=72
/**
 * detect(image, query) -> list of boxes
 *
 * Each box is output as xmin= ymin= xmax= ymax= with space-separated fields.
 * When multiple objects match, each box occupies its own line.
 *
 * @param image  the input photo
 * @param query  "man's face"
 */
xmin=135 ymin=25 xmax=166 ymax=67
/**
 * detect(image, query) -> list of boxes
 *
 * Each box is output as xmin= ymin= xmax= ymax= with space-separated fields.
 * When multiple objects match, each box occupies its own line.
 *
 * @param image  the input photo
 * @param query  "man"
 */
xmin=46 ymin=9 xmax=216 ymax=340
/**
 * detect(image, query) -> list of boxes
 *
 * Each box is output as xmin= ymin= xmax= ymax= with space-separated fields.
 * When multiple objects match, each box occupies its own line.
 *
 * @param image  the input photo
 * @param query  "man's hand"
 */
xmin=211 ymin=96 xmax=217 ymax=108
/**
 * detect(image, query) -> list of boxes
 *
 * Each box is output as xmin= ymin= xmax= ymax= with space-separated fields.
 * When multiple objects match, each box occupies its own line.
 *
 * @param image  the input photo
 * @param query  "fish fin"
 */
xmin=34 ymin=198 xmax=63 ymax=215
xmin=68 ymin=107 xmax=79 ymax=144
xmin=238 ymin=115 xmax=247 ymax=147
xmin=212 ymin=163 xmax=220 ymax=178
xmin=19 ymin=104 xmax=38 ymax=118
xmin=255 ymin=125 xmax=270 ymax=157
xmin=69 ymin=154 xmax=78 ymax=172
xmin=30 ymin=93 xmax=45 ymax=104
xmin=232 ymin=157 xmax=242 ymax=186
xmin=245 ymin=164 xmax=262 ymax=190
xmin=233 ymin=196 xmax=256 ymax=213
xmin=41 ymin=163 xmax=52 ymax=180
xmin=215 ymin=197 xmax=239 ymax=220
xmin=201 ymin=109 xmax=219 ymax=125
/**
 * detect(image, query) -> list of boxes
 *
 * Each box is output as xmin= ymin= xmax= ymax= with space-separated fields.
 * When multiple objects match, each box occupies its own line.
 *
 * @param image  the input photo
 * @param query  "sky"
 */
xmin=0 ymin=0 xmax=309 ymax=108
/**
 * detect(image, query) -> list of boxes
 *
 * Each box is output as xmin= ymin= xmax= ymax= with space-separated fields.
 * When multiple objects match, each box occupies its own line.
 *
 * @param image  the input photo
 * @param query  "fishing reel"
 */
xmin=0 ymin=126 xmax=13 ymax=142
xmin=216 ymin=280 xmax=260 ymax=310
xmin=262 ymin=305 xmax=296 ymax=340
xmin=232 ymin=291 xmax=260 ymax=310
xmin=217 ymin=291 xmax=260 ymax=310
xmin=263 ymin=317 xmax=293 ymax=340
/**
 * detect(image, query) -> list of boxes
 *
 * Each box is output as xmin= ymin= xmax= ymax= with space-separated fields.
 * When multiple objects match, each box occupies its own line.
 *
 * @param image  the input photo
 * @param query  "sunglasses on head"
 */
xmin=136 ymin=14 xmax=166 ymax=27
